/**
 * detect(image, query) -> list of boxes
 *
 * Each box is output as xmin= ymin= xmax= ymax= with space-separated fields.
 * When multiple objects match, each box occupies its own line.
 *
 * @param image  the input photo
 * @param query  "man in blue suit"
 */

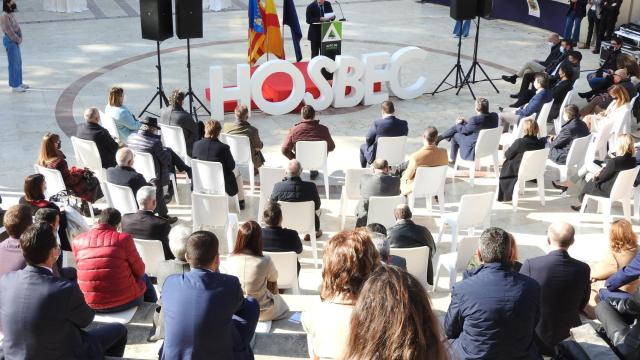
xmin=436 ymin=97 xmax=499 ymax=162
xmin=445 ymin=227 xmax=542 ymax=360
xmin=359 ymin=100 xmax=409 ymax=167
xmin=0 ymin=222 xmax=128 ymax=359
xmin=160 ymin=230 xmax=259 ymax=360
xmin=499 ymin=73 xmax=553 ymax=132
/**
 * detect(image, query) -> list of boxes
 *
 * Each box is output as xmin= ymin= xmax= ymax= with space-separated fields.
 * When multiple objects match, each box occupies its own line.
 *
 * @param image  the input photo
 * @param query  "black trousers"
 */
xmin=311 ymin=40 xmax=321 ymax=58
xmin=595 ymin=11 xmax=619 ymax=51
xmin=585 ymin=9 xmax=599 ymax=47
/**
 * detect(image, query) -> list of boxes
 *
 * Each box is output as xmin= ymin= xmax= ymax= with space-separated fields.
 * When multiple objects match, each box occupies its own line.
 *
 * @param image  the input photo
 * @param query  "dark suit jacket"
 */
xmin=567 ymin=0 xmax=588 ymax=17
xmin=127 ymin=130 xmax=172 ymax=186
xmin=160 ymin=268 xmax=245 ymax=360
xmin=270 ymin=176 xmax=321 ymax=211
xmin=540 ymin=43 xmax=562 ymax=68
xmin=0 ymin=266 xmax=100 ymax=359
xmin=601 ymin=48 xmax=621 ymax=73
xmin=456 ymin=112 xmax=499 ymax=161
xmin=305 ymin=1 xmax=334 ymax=43
xmin=121 ymin=210 xmax=173 ymax=260
xmin=160 ymin=106 xmax=199 ymax=157
xmin=191 ymin=138 xmax=239 ymax=197
xmin=586 ymin=154 xmax=636 ymax=197
xmin=388 ymin=219 xmax=436 ymax=285
xmin=355 ymin=173 xmax=401 ymax=226
xmin=549 ymin=118 xmax=590 ymax=165
xmin=549 ymin=79 xmax=574 ymax=121
xmin=520 ymin=250 xmax=591 ymax=355
xmin=602 ymin=0 xmax=623 ymax=16
xmin=262 ymin=226 xmax=303 ymax=254
xmin=517 ymin=89 xmax=553 ymax=121
xmin=498 ymin=136 xmax=546 ymax=202
xmin=106 ymin=165 xmax=149 ymax=195
xmin=75 ymin=122 xmax=119 ymax=168
xmin=362 ymin=116 xmax=409 ymax=164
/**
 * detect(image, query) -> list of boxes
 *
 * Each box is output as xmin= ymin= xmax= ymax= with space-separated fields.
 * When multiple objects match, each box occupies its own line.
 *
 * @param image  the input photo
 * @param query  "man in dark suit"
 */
xmin=159 ymin=90 xmax=202 ymax=157
xmin=590 ymin=36 xmax=622 ymax=88
xmin=160 ymin=230 xmax=259 ymax=359
xmin=76 ymin=107 xmax=119 ymax=169
xmin=359 ymin=101 xmax=409 ymax=167
xmin=387 ymin=204 xmax=436 ymax=285
xmin=548 ymin=104 xmax=590 ymax=167
xmin=445 ymin=227 xmax=542 ymax=360
xmin=0 ymin=222 xmax=128 ymax=359
xmin=512 ymin=63 xmax=576 ymax=120
xmin=594 ymin=2 xmax=624 ymax=54
xmin=437 ymin=97 xmax=499 ymax=162
xmin=121 ymin=186 xmax=173 ymax=260
xmin=511 ymin=42 xmax=577 ymax=99
xmin=355 ymin=159 xmax=400 ymax=227
xmin=306 ymin=0 xmax=334 ymax=58
xmin=502 ymin=33 xmax=561 ymax=84
xmin=500 ymin=73 xmax=553 ymax=132
xmin=520 ymin=222 xmax=590 ymax=356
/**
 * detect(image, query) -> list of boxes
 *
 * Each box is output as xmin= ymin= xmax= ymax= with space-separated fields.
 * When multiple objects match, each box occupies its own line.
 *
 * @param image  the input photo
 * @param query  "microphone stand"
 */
xmin=333 ymin=0 xmax=346 ymax=21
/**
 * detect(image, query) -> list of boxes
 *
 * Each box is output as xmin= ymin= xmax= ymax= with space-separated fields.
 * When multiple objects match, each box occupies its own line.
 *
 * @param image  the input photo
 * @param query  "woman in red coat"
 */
xmin=72 ymin=208 xmax=157 ymax=312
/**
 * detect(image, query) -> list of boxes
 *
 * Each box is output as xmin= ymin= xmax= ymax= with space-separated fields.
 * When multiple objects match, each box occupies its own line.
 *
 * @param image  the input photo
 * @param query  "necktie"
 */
xmin=319 ymin=3 xmax=324 ymax=16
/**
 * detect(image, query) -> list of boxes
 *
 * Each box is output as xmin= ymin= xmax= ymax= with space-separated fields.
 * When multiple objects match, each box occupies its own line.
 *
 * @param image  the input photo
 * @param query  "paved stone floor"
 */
xmin=0 ymin=0 xmax=630 ymax=358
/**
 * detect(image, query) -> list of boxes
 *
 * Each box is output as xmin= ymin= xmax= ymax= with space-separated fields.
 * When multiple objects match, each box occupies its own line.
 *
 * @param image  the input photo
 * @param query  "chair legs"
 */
xmin=170 ymin=173 xmax=180 ymax=205
xmin=537 ymin=175 xmax=546 ymax=207
xmin=248 ymin=163 xmax=255 ymax=194
xmin=232 ymin=194 xmax=241 ymax=213
xmin=310 ymin=231 xmax=318 ymax=269
xmin=323 ymin=167 xmax=330 ymax=200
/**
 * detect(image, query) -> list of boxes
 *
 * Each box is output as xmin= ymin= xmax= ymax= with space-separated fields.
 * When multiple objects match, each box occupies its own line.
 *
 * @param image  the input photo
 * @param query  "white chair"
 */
xmin=536 ymin=99 xmax=554 ymax=138
xmin=408 ymin=166 xmax=447 ymax=215
xmin=258 ymin=167 xmax=286 ymax=224
xmin=70 ymin=136 xmax=106 ymax=181
xmin=264 ymin=251 xmax=300 ymax=294
xmin=553 ymin=90 xmax=574 ymax=134
xmin=500 ymin=114 xmax=536 ymax=150
xmin=191 ymin=192 xmax=239 ymax=254
xmin=375 ymin=136 xmax=407 ymax=167
xmin=220 ymin=133 xmax=255 ymax=194
xmin=191 ymin=159 xmax=242 ymax=213
xmin=339 ymin=168 xmax=370 ymax=229
xmin=390 ymin=246 xmax=430 ymax=287
xmin=609 ymin=104 xmax=634 ymax=151
xmin=104 ymin=182 xmax=138 ymax=215
xmin=33 ymin=165 xmax=66 ymax=200
xmin=546 ymin=134 xmax=592 ymax=183
xmin=132 ymin=151 xmax=181 ymax=205
xmin=434 ymin=236 xmax=480 ymax=291
xmin=99 ymin=110 xmax=120 ymax=142
xmin=580 ymin=167 xmax=639 ymax=230
xmin=366 ymin=195 xmax=405 ymax=229
xmin=159 ymin=123 xmax=191 ymax=166
xmin=62 ymin=250 xmax=76 ymax=268
xmin=508 ymin=148 xmax=549 ymax=212
xmin=590 ymin=120 xmax=615 ymax=162
xmin=93 ymin=307 xmax=138 ymax=324
xmin=295 ymin=141 xmax=330 ymax=199
xmin=437 ymin=191 xmax=493 ymax=252
xmin=453 ymin=127 xmax=501 ymax=186
xmin=133 ymin=238 xmax=165 ymax=277
xmin=280 ymin=201 xmax=319 ymax=268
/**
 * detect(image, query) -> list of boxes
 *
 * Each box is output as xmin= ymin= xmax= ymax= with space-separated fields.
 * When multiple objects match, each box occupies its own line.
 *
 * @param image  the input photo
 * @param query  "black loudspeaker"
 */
xmin=140 ymin=0 xmax=173 ymax=42
xmin=176 ymin=0 xmax=203 ymax=39
xmin=450 ymin=0 xmax=477 ymax=20
xmin=477 ymin=0 xmax=492 ymax=17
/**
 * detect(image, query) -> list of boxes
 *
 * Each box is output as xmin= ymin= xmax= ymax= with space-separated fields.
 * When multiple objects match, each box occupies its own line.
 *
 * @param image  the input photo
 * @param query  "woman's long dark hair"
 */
xmin=232 ymin=220 xmax=263 ymax=256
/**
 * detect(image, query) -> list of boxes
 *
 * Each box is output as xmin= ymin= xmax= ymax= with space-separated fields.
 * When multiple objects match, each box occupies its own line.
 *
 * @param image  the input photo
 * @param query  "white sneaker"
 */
xmin=20 ymin=84 xmax=29 ymax=89
xmin=12 ymin=86 xmax=26 ymax=92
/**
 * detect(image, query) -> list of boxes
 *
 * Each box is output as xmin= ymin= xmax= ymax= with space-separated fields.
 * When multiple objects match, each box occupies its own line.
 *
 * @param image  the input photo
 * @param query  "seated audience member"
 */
xmin=225 ymin=221 xmax=289 ymax=321
xmin=399 ymin=127 xmax=448 ymax=195
xmin=501 ymin=33 xmax=562 ymax=84
xmin=159 ymin=89 xmax=201 ymax=157
xmin=387 ymin=204 xmax=436 ymax=286
xmin=342 ymin=265 xmax=448 ymax=360
xmin=261 ymin=201 xmax=303 ymax=273
xmin=192 ymin=119 xmax=245 ymax=209
xmin=499 ymin=73 xmax=553 ymax=132
xmin=520 ymin=222 xmax=590 ymax=356
xmin=355 ymin=159 xmax=400 ymax=227
xmin=596 ymin=287 xmax=640 ymax=358
xmin=582 ymin=84 xmax=632 ymax=132
xmin=223 ymin=104 xmax=266 ymax=170
xmin=76 ymin=107 xmax=119 ymax=168
xmin=359 ymin=100 xmax=409 ymax=168
xmin=579 ymin=68 xmax=637 ymax=104
xmin=587 ymin=36 xmax=622 ymax=89
xmin=437 ymin=97 xmax=499 ymax=162
xmin=281 ymin=105 xmax=335 ymax=179
xmin=512 ymin=63 xmax=575 ymax=121
xmin=270 ymin=159 xmax=322 ymax=238
xmin=0 ymin=204 xmax=32 ymax=277
xmin=34 ymin=208 xmax=77 ymax=280
xmin=549 ymin=105 xmax=591 ymax=166
xmin=445 ymin=227 xmax=542 ymax=359
xmin=617 ymin=53 xmax=640 ymax=85
xmin=105 ymin=86 xmax=140 ymax=142
xmin=121 ymin=186 xmax=173 ymax=260
xmin=571 ymin=134 xmax=636 ymax=211
xmin=160 ymin=230 xmax=259 ymax=359
xmin=497 ymin=119 xmax=546 ymax=202
xmin=467 ymin=231 xmax=522 ymax=273
xmin=601 ymin=233 xmax=640 ymax=303
xmin=370 ymin=231 xmax=406 ymax=270
xmin=0 ymin=222 xmax=128 ymax=358
xmin=302 ymin=229 xmax=380 ymax=359
xmin=19 ymin=173 xmax=70 ymax=250
xmin=73 ymin=208 xmax=157 ymax=312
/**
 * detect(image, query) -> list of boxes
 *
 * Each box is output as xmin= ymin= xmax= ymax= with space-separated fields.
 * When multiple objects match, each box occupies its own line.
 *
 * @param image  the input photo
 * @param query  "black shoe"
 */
xmin=510 ymin=93 xmax=520 ymax=99
xmin=164 ymin=216 xmax=178 ymax=224
xmin=502 ymin=75 xmax=517 ymax=84
xmin=570 ymin=204 xmax=582 ymax=212
xmin=509 ymin=102 xmax=520 ymax=108
xmin=310 ymin=170 xmax=319 ymax=180
xmin=551 ymin=181 xmax=568 ymax=192
xmin=448 ymin=160 xmax=456 ymax=167
xmin=498 ymin=106 xmax=504 ymax=112
xmin=239 ymin=200 xmax=245 ymax=210
xmin=435 ymin=135 xmax=444 ymax=145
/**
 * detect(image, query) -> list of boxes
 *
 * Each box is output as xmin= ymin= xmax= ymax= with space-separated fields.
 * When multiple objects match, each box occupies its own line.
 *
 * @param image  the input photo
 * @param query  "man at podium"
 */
xmin=306 ymin=0 xmax=335 ymax=58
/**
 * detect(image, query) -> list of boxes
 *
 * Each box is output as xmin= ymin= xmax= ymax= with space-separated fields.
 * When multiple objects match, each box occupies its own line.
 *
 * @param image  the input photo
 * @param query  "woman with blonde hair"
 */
xmin=582 ymin=85 xmax=632 ymax=132
xmin=104 ymin=86 xmax=140 ymax=142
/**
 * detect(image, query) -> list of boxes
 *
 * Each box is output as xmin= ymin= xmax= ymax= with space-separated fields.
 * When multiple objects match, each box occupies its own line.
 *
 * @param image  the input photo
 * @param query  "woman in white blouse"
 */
xmin=582 ymin=84 xmax=632 ymax=133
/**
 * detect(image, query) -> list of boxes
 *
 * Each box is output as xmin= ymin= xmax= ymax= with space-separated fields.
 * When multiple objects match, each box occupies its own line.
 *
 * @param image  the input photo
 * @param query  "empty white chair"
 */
xmin=295 ymin=141 xmax=330 ymax=199
xmin=191 ymin=193 xmax=239 ymax=254
xmin=375 ymin=136 xmax=407 ymax=167
xmin=437 ymin=191 xmax=494 ymax=252
xmin=191 ymin=159 xmax=241 ymax=212
xmin=258 ymin=167 xmax=286 ymax=224
xmin=279 ymin=201 xmax=319 ymax=268
xmin=434 ymin=236 xmax=480 ymax=291
xmin=536 ymin=100 xmax=554 ymax=138
xmin=453 ymin=127 xmax=501 ymax=186
xmin=104 ymin=182 xmax=138 ymax=215
xmin=508 ymin=148 xmax=549 ymax=212
xmin=408 ymin=165 xmax=447 ymax=215
xmin=580 ymin=167 xmax=639 ymax=230
xmin=70 ymin=136 xmax=106 ymax=181
xmin=546 ymin=134 xmax=592 ymax=183
xmin=389 ymin=246 xmax=430 ymax=287
xmin=366 ymin=195 xmax=405 ymax=229
xmin=132 ymin=151 xmax=180 ymax=205
xmin=339 ymin=168 xmax=370 ymax=229
xmin=99 ymin=110 xmax=120 ymax=142
xmin=264 ymin=251 xmax=300 ymax=294
xmin=33 ymin=165 xmax=66 ymax=200
xmin=159 ymin=123 xmax=191 ymax=166
xmin=220 ymin=133 xmax=255 ymax=194
xmin=133 ymin=238 xmax=165 ymax=277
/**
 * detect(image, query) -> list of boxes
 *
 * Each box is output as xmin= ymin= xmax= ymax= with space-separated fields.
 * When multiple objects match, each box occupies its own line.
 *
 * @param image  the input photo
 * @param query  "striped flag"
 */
xmin=248 ymin=0 xmax=284 ymax=65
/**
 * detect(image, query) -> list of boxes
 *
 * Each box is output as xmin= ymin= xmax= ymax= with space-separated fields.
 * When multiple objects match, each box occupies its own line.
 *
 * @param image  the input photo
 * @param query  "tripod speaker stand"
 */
xmin=431 ymin=30 xmax=474 ymax=96
xmin=185 ymin=39 xmax=210 ymax=120
xmin=456 ymin=16 xmax=499 ymax=98
xmin=139 ymin=41 xmax=169 ymax=118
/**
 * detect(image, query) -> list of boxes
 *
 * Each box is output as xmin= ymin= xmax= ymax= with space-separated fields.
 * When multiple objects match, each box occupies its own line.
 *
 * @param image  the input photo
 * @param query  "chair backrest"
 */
xmin=455 ymin=237 xmax=481 ymax=272
xmin=105 ymin=182 xmax=138 ymax=215
xmin=367 ymin=195 xmax=405 ymax=229
xmin=264 ymin=251 xmax=298 ymax=289
xmin=610 ymin=167 xmax=640 ymax=200
xmin=132 ymin=151 xmax=156 ymax=183
xmin=389 ymin=246 xmax=430 ymax=286
xmin=159 ymin=124 xmax=189 ymax=162
xmin=475 ymin=127 xmax=502 ymax=159
xmin=344 ymin=168 xmax=370 ymax=199
xmin=99 ymin=110 xmax=120 ymax=141
xmin=456 ymin=191 xmax=494 ymax=228
xmin=191 ymin=159 xmax=226 ymax=195
xmin=33 ymin=165 xmax=66 ymax=199
xmin=592 ymin=120 xmax=615 ymax=161
xmin=517 ymin=148 xmax=550 ymax=181
xmin=70 ymin=136 xmax=103 ymax=173
xmin=133 ymin=238 xmax=165 ymax=276
xmin=413 ymin=166 xmax=448 ymax=197
xmin=536 ymin=99 xmax=554 ymax=138
xmin=375 ymin=136 xmax=407 ymax=166
xmin=258 ymin=167 xmax=286 ymax=222
xmin=565 ymin=135 xmax=592 ymax=174
xmin=279 ymin=201 xmax=315 ymax=234
xmin=191 ymin=192 xmax=230 ymax=229
xmin=609 ymin=104 xmax=634 ymax=150
xmin=295 ymin=141 xmax=327 ymax=170
xmin=220 ymin=133 xmax=252 ymax=165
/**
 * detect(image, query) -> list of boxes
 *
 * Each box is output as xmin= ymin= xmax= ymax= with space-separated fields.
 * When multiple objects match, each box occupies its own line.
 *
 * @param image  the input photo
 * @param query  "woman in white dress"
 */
xmin=582 ymin=85 xmax=632 ymax=133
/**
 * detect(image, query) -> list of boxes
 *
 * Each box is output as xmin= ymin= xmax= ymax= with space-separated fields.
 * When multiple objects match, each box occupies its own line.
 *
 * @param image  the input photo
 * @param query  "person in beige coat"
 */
xmin=222 ymin=104 xmax=265 ymax=169
xmin=399 ymin=127 xmax=448 ymax=195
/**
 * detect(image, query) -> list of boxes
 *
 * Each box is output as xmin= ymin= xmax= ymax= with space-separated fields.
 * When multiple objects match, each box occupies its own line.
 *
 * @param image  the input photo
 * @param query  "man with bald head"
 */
xmin=76 ymin=107 xmax=119 ymax=168
xmin=520 ymin=222 xmax=590 ymax=356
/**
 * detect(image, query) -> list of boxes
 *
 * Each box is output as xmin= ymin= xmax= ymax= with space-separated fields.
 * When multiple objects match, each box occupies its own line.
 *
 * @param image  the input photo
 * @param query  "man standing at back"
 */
xmin=445 ymin=227 xmax=542 ymax=360
xmin=359 ymin=101 xmax=409 ymax=168
xmin=520 ymin=222 xmax=590 ymax=356
xmin=76 ymin=107 xmax=119 ymax=169
xmin=355 ymin=159 xmax=400 ymax=227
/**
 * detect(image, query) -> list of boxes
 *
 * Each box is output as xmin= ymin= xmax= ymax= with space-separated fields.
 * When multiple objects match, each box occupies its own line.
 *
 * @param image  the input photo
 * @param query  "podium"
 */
xmin=317 ymin=20 xmax=344 ymax=60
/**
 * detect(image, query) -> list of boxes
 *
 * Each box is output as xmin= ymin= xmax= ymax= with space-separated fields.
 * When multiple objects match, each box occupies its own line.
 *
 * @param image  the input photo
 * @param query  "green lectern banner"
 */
xmin=320 ymin=21 xmax=342 ymax=59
